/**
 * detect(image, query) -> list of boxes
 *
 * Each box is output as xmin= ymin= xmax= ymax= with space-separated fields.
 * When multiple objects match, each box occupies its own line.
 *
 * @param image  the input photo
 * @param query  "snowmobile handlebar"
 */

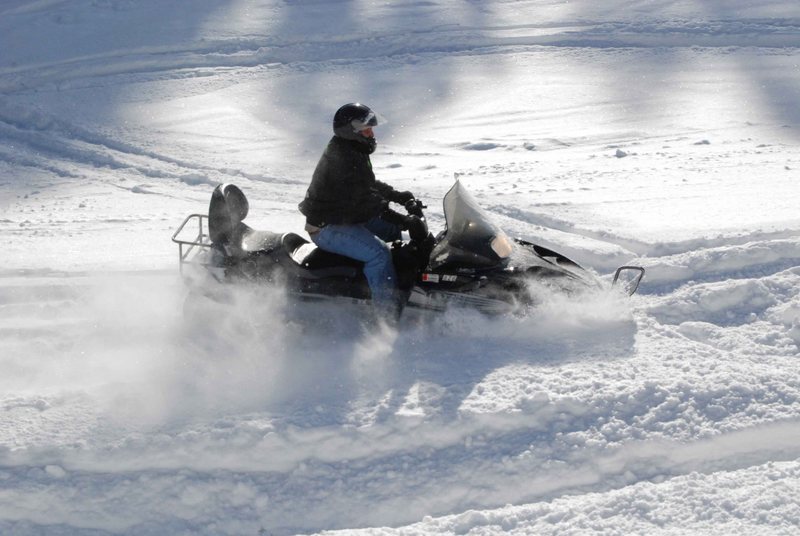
xmin=403 ymin=199 xmax=430 ymax=243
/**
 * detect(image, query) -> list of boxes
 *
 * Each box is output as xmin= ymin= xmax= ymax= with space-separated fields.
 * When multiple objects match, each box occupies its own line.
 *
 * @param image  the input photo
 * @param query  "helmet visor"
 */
xmin=351 ymin=110 xmax=386 ymax=131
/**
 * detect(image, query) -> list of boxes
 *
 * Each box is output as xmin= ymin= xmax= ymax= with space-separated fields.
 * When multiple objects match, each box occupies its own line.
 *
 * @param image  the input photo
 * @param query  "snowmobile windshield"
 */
xmin=429 ymin=180 xmax=514 ymax=271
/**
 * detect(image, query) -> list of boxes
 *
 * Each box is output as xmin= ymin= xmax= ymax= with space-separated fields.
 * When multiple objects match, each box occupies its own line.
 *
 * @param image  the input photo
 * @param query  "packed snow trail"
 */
xmin=2 ymin=263 xmax=800 ymax=534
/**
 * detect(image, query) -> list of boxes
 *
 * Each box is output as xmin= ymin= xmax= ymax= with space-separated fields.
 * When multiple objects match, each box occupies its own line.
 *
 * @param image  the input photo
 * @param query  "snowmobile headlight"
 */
xmin=491 ymin=234 xmax=513 ymax=258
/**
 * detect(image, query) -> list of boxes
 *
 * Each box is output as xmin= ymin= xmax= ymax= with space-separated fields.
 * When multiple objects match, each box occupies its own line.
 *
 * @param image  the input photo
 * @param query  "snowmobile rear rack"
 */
xmin=171 ymin=214 xmax=213 ymax=273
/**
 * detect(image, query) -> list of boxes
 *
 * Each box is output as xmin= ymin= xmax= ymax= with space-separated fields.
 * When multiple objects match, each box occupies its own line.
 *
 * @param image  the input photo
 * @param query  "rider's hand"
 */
xmin=393 ymin=190 xmax=415 ymax=204
xmin=404 ymin=215 xmax=427 ymax=242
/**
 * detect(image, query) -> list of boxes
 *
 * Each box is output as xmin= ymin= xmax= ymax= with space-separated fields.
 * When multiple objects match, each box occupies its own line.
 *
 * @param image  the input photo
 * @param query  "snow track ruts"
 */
xmin=1 ymin=267 xmax=800 ymax=533
xmin=1 ymin=19 xmax=798 ymax=93
xmin=2 ymin=1 xmax=800 ymax=534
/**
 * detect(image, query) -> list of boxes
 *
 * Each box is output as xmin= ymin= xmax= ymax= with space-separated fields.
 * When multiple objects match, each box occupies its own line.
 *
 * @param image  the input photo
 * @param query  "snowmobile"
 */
xmin=171 ymin=181 xmax=644 ymax=315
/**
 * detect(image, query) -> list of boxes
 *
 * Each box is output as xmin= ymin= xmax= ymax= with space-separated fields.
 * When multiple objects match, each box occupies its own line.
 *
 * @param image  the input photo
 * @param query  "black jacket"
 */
xmin=299 ymin=136 xmax=399 ymax=226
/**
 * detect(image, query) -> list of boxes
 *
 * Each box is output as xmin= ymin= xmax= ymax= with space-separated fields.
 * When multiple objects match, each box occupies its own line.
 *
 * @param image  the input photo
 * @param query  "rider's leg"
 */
xmin=311 ymin=224 xmax=399 ymax=313
xmin=365 ymin=216 xmax=402 ymax=243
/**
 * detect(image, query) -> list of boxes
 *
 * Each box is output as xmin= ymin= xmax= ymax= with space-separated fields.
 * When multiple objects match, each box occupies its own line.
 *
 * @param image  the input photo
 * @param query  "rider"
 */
xmin=299 ymin=102 xmax=423 ymax=318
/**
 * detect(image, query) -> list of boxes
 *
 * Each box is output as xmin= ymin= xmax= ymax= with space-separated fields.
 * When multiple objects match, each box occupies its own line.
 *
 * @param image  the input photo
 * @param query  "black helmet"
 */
xmin=332 ymin=103 xmax=385 ymax=140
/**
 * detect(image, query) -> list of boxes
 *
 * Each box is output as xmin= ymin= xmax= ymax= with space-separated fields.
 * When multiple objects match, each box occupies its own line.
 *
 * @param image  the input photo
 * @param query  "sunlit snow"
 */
xmin=1 ymin=1 xmax=800 ymax=535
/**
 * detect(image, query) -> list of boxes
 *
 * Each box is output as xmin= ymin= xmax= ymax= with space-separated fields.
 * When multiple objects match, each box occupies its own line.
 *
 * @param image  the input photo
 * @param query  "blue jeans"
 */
xmin=310 ymin=216 xmax=402 ymax=309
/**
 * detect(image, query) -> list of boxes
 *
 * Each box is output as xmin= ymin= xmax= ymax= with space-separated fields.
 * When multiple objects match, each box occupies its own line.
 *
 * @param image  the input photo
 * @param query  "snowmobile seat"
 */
xmin=232 ymin=225 xmax=282 ymax=258
xmin=209 ymin=183 xmax=248 ymax=245
xmin=208 ymin=183 xmax=281 ymax=258
xmin=282 ymin=232 xmax=362 ymax=278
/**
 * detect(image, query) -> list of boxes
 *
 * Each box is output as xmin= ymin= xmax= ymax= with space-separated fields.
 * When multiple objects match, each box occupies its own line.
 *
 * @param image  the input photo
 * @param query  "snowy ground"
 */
xmin=2 ymin=1 xmax=800 ymax=534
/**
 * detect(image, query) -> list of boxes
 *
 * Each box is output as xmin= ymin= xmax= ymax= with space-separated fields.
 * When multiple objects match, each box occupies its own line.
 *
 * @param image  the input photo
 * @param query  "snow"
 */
xmin=2 ymin=0 xmax=800 ymax=534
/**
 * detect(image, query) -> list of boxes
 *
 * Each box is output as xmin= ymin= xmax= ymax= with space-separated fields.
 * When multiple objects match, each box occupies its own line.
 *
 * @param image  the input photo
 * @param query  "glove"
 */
xmin=380 ymin=206 xmax=406 ymax=226
xmin=392 ymin=190 xmax=415 ymax=204
xmin=404 ymin=215 xmax=428 ymax=242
